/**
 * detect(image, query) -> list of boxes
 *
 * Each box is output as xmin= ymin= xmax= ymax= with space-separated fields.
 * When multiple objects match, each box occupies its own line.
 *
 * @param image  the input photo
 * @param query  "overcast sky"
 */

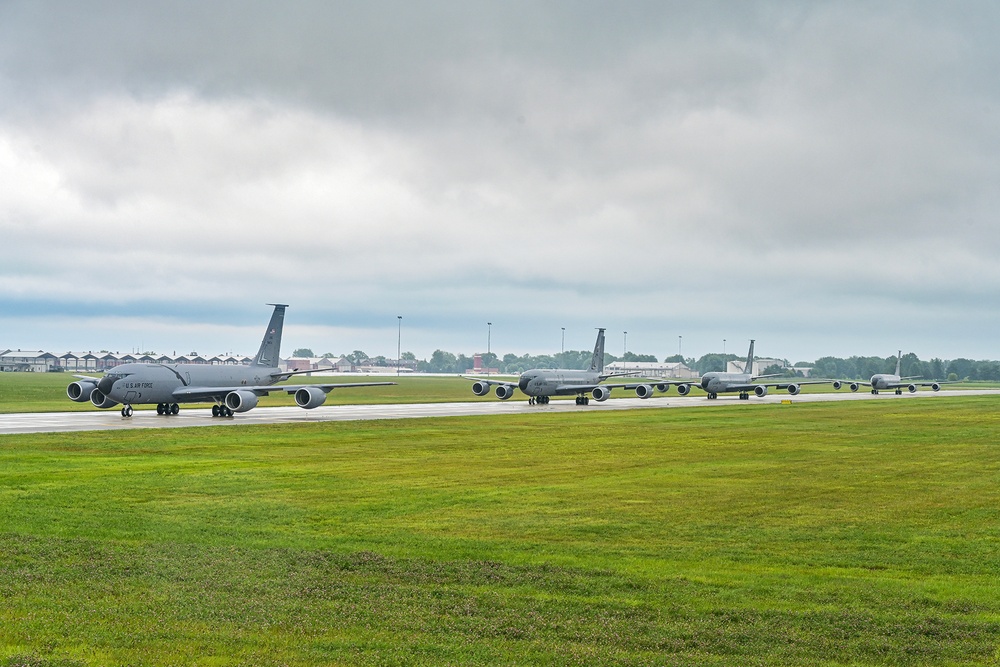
xmin=2 ymin=1 xmax=998 ymax=363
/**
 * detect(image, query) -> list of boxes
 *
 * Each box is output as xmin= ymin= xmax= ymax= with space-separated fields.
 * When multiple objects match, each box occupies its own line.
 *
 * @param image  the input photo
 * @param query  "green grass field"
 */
xmin=2 ymin=396 xmax=1000 ymax=665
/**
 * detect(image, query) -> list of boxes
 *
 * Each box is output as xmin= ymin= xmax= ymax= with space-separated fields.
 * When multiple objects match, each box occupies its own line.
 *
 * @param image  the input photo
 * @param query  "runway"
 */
xmin=2 ymin=389 xmax=999 ymax=435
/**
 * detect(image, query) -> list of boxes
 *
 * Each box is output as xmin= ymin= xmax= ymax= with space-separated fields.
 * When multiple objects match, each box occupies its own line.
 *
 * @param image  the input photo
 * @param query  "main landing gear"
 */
xmin=574 ymin=395 xmax=590 ymax=405
xmin=211 ymin=405 xmax=234 ymax=418
xmin=156 ymin=403 xmax=180 ymax=415
xmin=529 ymin=396 xmax=551 ymax=405
xmin=738 ymin=391 xmax=750 ymax=400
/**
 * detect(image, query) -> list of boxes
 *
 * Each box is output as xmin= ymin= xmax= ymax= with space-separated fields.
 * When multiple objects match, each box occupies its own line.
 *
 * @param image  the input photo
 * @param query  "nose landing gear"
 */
xmin=120 ymin=405 xmax=133 ymax=418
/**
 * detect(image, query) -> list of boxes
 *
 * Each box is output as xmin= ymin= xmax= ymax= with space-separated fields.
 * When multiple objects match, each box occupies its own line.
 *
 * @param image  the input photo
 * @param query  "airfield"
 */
xmin=2 ymin=388 xmax=999 ymax=434
xmin=3 ymin=382 xmax=1000 ymax=665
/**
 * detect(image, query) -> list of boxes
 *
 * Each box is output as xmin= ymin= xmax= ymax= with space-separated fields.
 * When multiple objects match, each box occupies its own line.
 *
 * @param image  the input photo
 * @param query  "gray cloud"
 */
xmin=2 ymin=1 xmax=999 ymax=361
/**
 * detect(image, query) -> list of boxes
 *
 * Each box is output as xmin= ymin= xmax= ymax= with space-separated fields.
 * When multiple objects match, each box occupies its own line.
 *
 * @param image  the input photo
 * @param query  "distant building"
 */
xmin=466 ymin=353 xmax=499 ymax=375
xmin=2 ymin=349 xmax=253 ymax=372
xmin=283 ymin=356 xmax=342 ymax=372
xmin=601 ymin=361 xmax=698 ymax=379
xmin=0 ymin=350 xmax=58 ymax=372
xmin=57 ymin=351 xmax=101 ymax=372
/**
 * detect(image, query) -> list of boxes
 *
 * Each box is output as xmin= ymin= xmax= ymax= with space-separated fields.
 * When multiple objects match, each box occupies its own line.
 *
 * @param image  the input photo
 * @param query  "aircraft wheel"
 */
xmin=584 ymin=396 xmax=590 ymax=405
xmin=170 ymin=403 xmax=179 ymax=415
xmin=156 ymin=404 xmax=164 ymax=415
xmin=224 ymin=406 xmax=234 ymax=417
xmin=212 ymin=405 xmax=220 ymax=417
xmin=121 ymin=405 xmax=133 ymax=418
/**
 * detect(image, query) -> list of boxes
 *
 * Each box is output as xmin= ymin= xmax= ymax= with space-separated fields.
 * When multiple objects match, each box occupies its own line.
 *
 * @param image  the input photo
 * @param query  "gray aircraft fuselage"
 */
xmin=517 ymin=369 xmax=603 ymax=397
xmin=699 ymin=371 xmax=755 ymax=395
xmin=97 ymin=363 xmax=277 ymax=406
xmin=869 ymin=373 xmax=902 ymax=391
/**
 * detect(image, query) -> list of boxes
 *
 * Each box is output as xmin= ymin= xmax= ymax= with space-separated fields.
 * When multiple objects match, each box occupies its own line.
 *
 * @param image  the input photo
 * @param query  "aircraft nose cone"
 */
xmin=97 ymin=375 xmax=117 ymax=394
xmin=519 ymin=376 xmax=530 ymax=391
xmin=701 ymin=376 xmax=711 ymax=390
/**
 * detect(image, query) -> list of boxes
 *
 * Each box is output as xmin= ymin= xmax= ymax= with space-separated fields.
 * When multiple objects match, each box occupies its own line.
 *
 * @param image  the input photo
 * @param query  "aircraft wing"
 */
xmin=713 ymin=379 xmax=838 ymax=393
xmin=631 ymin=378 xmax=693 ymax=386
xmin=554 ymin=381 xmax=667 ymax=394
xmin=761 ymin=379 xmax=840 ymax=389
xmin=171 ymin=381 xmax=396 ymax=402
xmin=880 ymin=380 xmax=959 ymax=389
xmin=462 ymin=376 xmax=517 ymax=386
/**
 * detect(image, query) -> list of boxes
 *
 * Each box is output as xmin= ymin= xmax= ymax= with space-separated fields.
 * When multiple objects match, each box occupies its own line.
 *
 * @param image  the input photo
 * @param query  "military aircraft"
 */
xmin=832 ymin=350 xmax=952 ymax=395
xmin=663 ymin=340 xmax=832 ymax=400
xmin=465 ymin=328 xmax=659 ymax=405
xmin=66 ymin=304 xmax=395 ymax=417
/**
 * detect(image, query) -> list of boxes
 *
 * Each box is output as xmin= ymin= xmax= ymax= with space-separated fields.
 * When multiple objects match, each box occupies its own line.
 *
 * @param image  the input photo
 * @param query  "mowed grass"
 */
xmin=2 ymin=398 xmax=1000 ymax=665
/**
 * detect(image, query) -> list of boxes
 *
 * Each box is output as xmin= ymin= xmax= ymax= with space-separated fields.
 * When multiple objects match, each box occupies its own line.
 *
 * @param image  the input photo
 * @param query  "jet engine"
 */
xmin=67 ymin=380 xmax=98 ymax=402
xmin=294 ymin=386 xmax=328 ymax=409
xmin=676 ymin=383 xmax=691 ymax=396
xmin=907 ymin=384 xmax=918 ymax=393
xmin=592 ymin=386 xmax=612 ymax=402
xmin=495 ymin=384 xmax=516 ymax=400
xmin=225 ymin=390 xmax=259 ymax=413
xmin=471 ymin=381 xmax=491 ymax=396
xmin=832 ymin=381 xmax=843 ymax=390
xmin=634 ymin=384 xmax=654 ymax=399
xmin=655 ymin=383 xmax=671 ymax=393
xmin=849 ymin=382 xmax=860 ymax=392
xmin=89 ymin=389 xmax=118 ymax=409
xmin=753 ymin=385 xmax=769 ymax=397
xmin=786 ymin=384 xmax=801 ymax=395
xmin=931 ymin=383 xmax=941 ymax=392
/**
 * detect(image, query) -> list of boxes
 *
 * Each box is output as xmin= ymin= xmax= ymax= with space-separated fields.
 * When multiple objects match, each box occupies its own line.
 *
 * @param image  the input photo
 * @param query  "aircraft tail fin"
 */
xmin=894 ymin=350 xmax=902 ymax=376
xmin=590 ymin=328 xmax=606 ymax=373
xmin=252 ymin=304 xmax=288 ymax=368
xmin=745 ymin=339 xmax=755 ymax=375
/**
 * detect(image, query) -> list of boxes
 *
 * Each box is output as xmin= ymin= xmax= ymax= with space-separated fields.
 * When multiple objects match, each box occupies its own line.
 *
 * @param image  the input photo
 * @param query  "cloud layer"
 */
xmin=2 ymin=2 xmax=999 ymax=361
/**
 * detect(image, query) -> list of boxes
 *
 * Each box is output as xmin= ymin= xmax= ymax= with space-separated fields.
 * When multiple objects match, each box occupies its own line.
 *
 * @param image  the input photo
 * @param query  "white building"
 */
xmin=0 ymin=350 xmax=58 ymax=372
xmin=601 ymin=361 xmax=698 ymax=379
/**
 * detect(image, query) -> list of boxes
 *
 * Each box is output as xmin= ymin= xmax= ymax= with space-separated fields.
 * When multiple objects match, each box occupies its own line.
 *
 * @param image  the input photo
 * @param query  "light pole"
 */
xmin=487 ymin=322 xmax=492 ymax=376
xmin=678 ymin=335 xmax=682 ymax=358
xmin=623 ymin=331 xmax=628 ymax=373
xmin=397 ymin=316 xmax=402 ymax=376
xmin=561 ymin=327 xmax=565 ymax=355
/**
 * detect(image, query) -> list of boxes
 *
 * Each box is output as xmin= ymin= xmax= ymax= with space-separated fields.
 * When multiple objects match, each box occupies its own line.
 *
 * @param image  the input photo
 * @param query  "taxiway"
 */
xmin=2 ymin=389 xmax=999 ymax=435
